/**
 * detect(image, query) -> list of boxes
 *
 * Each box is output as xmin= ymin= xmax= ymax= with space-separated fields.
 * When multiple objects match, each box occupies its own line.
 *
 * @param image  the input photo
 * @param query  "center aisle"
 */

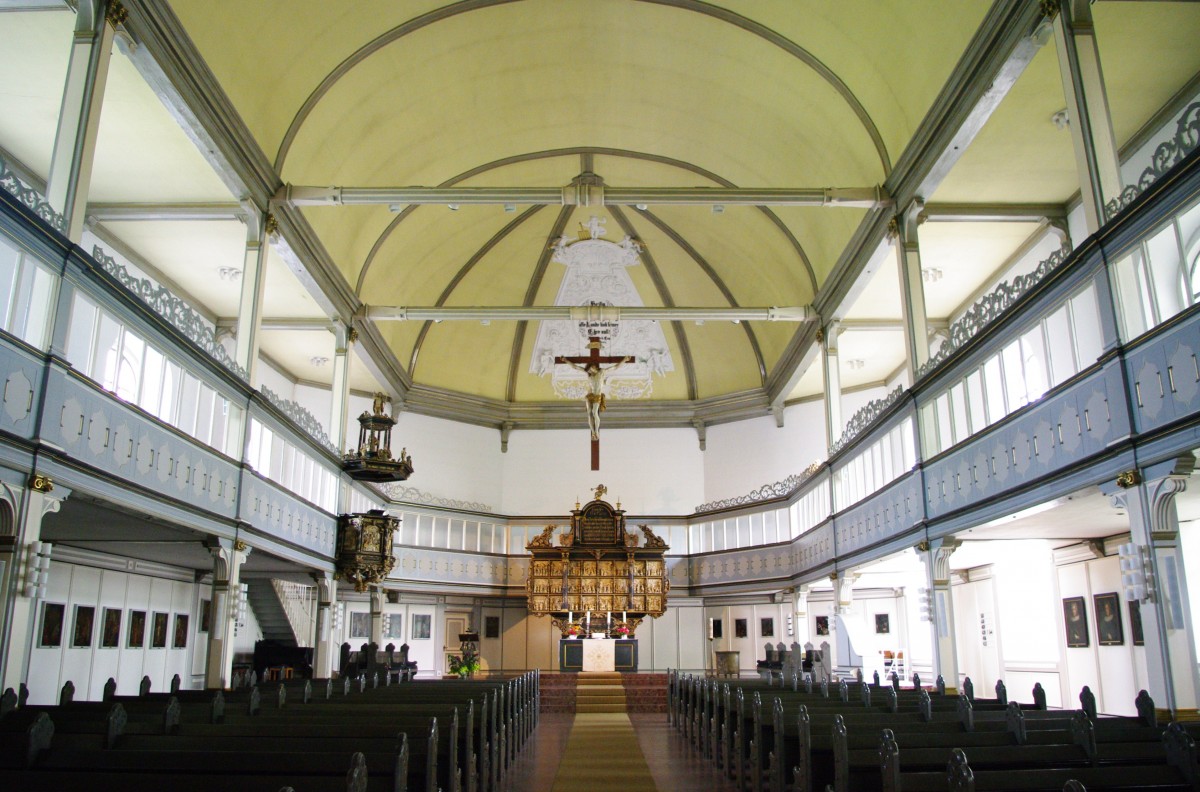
xmin=551 ymin=712 xmax=658 ymax=791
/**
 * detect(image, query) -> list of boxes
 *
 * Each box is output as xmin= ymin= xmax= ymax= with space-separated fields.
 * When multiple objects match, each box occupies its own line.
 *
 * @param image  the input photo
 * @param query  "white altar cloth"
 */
xmin=582 ymin=638 xmax=615 ymax=672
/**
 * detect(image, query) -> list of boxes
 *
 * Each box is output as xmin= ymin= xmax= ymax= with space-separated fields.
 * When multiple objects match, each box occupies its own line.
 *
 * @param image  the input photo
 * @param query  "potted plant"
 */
xmin=565 ymin=623 xmax=582 ymax=639
xmin=448 ymin=652 xmax=480 ymax=678
xmin=448 ymin=642 xmax=480 ymax=678
xmin=613 ymin=624 xmax=630 ymax=638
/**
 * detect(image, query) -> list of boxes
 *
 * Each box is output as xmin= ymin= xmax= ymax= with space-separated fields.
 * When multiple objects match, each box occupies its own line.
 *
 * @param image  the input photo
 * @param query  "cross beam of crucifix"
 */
xmin=555 ymin=337 xmax=634 ymax=470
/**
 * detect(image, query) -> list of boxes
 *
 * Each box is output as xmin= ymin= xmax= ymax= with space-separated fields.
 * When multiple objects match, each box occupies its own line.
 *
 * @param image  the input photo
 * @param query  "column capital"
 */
xmin=918 ymin=536 xmax=961 ymax=585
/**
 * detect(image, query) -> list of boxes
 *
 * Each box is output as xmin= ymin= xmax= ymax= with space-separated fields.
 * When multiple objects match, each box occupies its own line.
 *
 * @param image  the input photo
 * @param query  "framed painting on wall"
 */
xmin=875 ymin=614 xmax=890 ymax=634
xmin=1063 ymin=597 xmax=1088 ymax=648
xmin=710 ymin=619 xmax=722 ymax=639
xmin=349 ymin=612 xmax=370 ymax=639
xmin=485 ymin=616 xmax=500 ymax=639
xmin=761 ymin=618 xmax=774 ymax=637
xmin=40 ymin=602 xmax=64 ymax=647
xmin=1093 ymin=592 xmax=1123 ymax=646
xmin=151 ymin=612 xmax=169 ymax=648
xmin=1129 ymin=599 xmax=1144 ymax=646
xmin=199 ymin=599 xmax=211 ymax=633
xmin=173 ymin=614 xmax=189 ymax=649
xmin=128 ymin=610 xmax=146 ymax=648
xmin=734 ymin=618 xmax=748 ymax=638
xmin=815 ymin=616 xmax=829 ymax=636
xmin=72 ymin=605 xmax=95 ymax=648
xmin=101 ymin=608 xmax=122 ymax=648
xmin=412 ymin=614 xmax=431 ymax=640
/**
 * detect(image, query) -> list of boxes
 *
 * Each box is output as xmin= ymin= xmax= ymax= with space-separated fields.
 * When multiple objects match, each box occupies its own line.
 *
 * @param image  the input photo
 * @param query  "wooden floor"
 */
xmin=502 ymin=712 xmax=738 ymax=792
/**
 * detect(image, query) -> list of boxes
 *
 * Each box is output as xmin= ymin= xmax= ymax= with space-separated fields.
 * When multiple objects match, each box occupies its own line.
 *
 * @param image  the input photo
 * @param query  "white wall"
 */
xmin=499 ymin=427 xmax=703 ymax=515
xmin=27 ymin=559 xmax=199 ymax=704
xmin=703 ymin=401 xmax=826 ymax=505
xmin=390 ymin=411 xmax=505 ymax=510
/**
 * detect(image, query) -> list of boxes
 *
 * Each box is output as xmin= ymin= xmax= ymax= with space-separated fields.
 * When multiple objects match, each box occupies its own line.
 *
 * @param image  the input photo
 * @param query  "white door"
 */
xmin=444 ymin=614 xmax=468 ymax=670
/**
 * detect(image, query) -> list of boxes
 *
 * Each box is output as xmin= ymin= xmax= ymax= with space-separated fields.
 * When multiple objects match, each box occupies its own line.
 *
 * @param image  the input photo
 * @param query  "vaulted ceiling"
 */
xmin=2 ymin=1 xmax=1198 ymax=432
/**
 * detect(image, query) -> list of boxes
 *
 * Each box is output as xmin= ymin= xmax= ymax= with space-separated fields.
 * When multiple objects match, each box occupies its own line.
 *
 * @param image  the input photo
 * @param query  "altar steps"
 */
xmin=576 ymin=672 xmax=627 ymax=713
xmin=539 ymin=672 xmax=670 ymax=713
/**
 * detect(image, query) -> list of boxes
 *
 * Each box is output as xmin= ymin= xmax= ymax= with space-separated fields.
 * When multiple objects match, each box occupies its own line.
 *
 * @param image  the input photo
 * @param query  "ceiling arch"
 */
xmin=274 ymin=0 xmax=890 ymax=181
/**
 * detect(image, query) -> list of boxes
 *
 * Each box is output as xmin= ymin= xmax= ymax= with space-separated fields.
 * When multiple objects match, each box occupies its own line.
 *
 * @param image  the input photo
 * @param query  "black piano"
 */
xmin=253 ymin=639 xmax=314 ymax=681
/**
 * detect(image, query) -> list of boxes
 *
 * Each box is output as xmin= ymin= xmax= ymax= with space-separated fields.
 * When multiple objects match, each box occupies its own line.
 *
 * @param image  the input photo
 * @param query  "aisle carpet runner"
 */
xmin=550 ymin=712 xmax=658 ymax=791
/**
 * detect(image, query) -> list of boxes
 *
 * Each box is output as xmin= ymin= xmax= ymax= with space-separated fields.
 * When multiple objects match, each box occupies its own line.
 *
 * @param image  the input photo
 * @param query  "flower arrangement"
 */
xmin=449 ymin=651 xmax=481 ymax=678
xmin=565 ymin=623 xmax=582 ymax=637
xmin=613 ymin=624 xmax=630 ymax=637
xmin=449 ymin=641 xmax=480 ymax=678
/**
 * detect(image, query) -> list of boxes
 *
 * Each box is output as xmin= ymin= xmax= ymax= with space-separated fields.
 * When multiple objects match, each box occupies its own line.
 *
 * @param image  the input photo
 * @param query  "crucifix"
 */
xmin=555 ymin=337 xmax=634 ymax=470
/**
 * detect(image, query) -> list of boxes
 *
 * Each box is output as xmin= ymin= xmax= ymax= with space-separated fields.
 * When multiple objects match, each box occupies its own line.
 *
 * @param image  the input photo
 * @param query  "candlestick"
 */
xmin=568 ymin=610 xmax=573 ymax=624
xmin=623 ymin=610 xmax=627 ymax=622
xmin=607 ymin=611 xmax=611 ymax=628
xmin=586 ymin=612 xmax=590 ymax=631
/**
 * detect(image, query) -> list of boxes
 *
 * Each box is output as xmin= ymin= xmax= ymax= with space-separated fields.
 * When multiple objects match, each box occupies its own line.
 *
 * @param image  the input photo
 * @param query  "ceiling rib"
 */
xmin=354 ymin=147 xmax=821 ymax=297
xmin=369 ymin=306 xmax=813 ymax=322
xmin=609 ymin=206 xmax=697 ymax=401
xmin=504 ymin=205 xmax=574 ymax=403
xmin=281 ymin=184 xmax=887 ymax=208
xmin=636 ymin=208 xmax=767 ymax=385
xmin=407 ymin=205 xmax=544 ymax=376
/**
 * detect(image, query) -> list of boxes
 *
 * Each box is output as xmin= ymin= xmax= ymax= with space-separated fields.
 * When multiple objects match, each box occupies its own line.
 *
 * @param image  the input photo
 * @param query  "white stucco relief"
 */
xmin=530 ymin=216 xmax=673 ymax=399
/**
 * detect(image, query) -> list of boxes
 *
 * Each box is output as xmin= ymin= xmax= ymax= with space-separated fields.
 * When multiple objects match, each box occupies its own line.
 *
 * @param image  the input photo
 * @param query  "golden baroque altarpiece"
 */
xmin=525 ymin=486 xmax=669 ymax=637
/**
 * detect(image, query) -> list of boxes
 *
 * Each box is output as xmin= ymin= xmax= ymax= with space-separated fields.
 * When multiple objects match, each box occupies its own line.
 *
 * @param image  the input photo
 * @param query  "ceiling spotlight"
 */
xmin=712 ymin=205 xmax=725 ymax=215
xmin=1051 ymin=109 xmax=1069 ymax=131
xmin=846 ymin=359 xmax=865 ymax=371
xmin=217 ymin=266 xmax=242 ymax=282
xmin=310 ymin=356 xmax=330 ymax=367
xmin=448 ymin=204 xmax=460 ymax=211
xmin=635 ymin=203 xmax=648 ymax=211
xmin=504 ymin=204 xmax=516 ymax=213
xmin=731 ymin=319 xmax=741 ymax=324
xmin=921 ymin=267 xmax=944 ymax=283
xmin=480 ymin=319 xmax=490 ymax=326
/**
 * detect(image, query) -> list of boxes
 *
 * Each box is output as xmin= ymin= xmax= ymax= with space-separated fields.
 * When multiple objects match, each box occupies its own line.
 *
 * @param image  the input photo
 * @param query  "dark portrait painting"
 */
xmin=1063 ymin=596 xmax=1088 ymax=648
xmin=173 ymin=614 xmax=189 ymax=649
xmin=875 ymin=613 xmax=891 ymax=634
xmin=199 ymin=599 xmax=211 ymax=633
xmin=815 ymin=616 xmax=829 ymax=636
xmin=128 ymin=610 xmax=146 ymax=648
xmin=1129 ymin=599 xmax=1144 ymax=646
xmin=72 ymin=605 xmax=95 ymax=648
xmin=734 ymin=618 xmax=748 ymax=638
xmin=761 ymin=617 xmax=774 ymax=638
xmin=1094 ymin=592 xmax=1123 ymax=646
xmin=40 ymin=602 xmax=64 ymax=647
xmin=101 ymin=608 xmax=122 ymax=648
xmin=485 ymin=616 xmax=500 ymax=639
xmin=151 ymin=612 xmax=168 ymax=648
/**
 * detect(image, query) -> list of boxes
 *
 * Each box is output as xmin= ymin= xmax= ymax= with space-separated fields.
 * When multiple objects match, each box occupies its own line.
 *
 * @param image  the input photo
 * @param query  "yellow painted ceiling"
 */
xmin=3 ymin=3 xmax=1197 ymax=415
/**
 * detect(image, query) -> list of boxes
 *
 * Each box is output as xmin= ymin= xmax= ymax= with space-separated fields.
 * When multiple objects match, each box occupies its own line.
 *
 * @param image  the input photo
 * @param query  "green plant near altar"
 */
xmin=449 ymin=643 xmax=480 ymax=678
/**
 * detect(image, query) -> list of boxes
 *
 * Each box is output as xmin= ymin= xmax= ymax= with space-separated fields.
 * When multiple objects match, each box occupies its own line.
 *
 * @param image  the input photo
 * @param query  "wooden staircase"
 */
xmin=575 ymin=672 xmax=626 ymax=713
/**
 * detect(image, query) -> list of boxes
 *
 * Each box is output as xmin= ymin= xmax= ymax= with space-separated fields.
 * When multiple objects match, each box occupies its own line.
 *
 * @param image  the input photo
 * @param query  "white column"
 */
xmin=822 ymin=322 xmax=842 ymax=449
xmin=827 ymin=571 xmax=858 ymax=672
xmin=0 ymin=476 xmax=69 ymax=692
xmin=233 ymin=208 xmax=271 ymax=386
xmin=919 ymin=537 xmax=961 ymax=692
xmin=1053 ymin=0 xmax=1122 ymax=233
xmin=793 ymin=585 xmax=811 ymax=647
xmin=895 ymin=203 xmax=930 ymax=378
xmin=311 ymin=572 xmax=337 ymax=679
xmin=45 ymin=0 xmax=118 ymax=242
xmin=204 ymin=539 xmax=251 ymax=689
xmin=1107 ymin=458 xmax=1198 ymax=716
xmin=329 ymin=324 xmax=354 ymax=453
xmin=369 ymin=586 xmax=384 ymax=652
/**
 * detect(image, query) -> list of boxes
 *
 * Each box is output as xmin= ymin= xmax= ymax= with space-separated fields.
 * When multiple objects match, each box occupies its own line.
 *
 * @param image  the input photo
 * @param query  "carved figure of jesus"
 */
xmin=563 ymin=357 xmax=632 ymax=439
